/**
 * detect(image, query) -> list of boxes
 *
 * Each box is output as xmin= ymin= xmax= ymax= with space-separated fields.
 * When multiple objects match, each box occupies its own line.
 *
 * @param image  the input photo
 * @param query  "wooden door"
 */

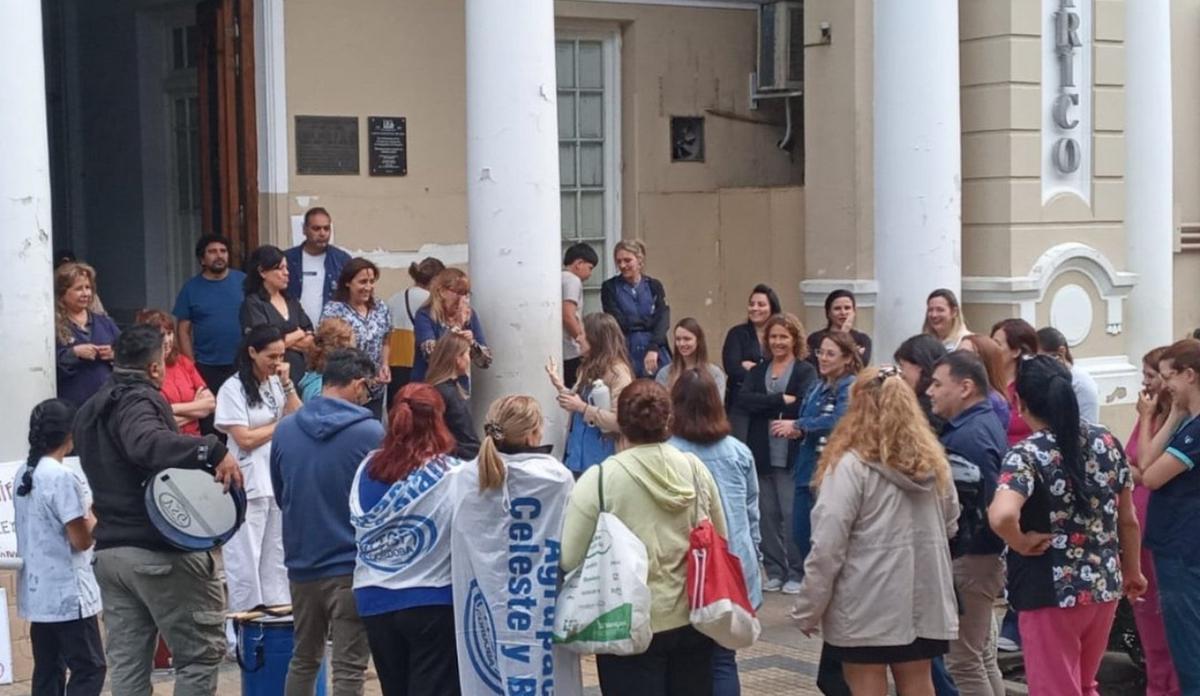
xmin=197 ymin=0 xmax=258 ymax=266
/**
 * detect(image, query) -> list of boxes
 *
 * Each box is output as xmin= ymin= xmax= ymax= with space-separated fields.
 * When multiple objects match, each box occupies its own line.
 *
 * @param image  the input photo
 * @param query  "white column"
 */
xmin=465 ymin=0 xmax=565 ymax=446
xmin=0 ymin=0 xmax=56 ymax=461
xmin=872 ymin=1 xmax=963 ymax=359
xmin=1125 ymin=0 xmax=1174 ymax=360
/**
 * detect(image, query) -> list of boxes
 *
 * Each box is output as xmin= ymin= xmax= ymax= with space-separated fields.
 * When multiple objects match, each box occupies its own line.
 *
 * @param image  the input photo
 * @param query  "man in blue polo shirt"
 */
xmin=173 ymin=234 xmax=246 ymax=429
xmin=285 ymin=207 xmax=351 ymax=326
xmin=928 ymin=350 xmax=1009 ymax=696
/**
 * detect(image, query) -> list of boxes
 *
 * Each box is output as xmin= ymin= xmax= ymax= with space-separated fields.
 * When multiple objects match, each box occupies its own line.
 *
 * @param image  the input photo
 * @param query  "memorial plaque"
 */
xmin=368 ymin=116 xmax=408 ymax=176
xmin=295 ymin=116 xmax=359 ymax=175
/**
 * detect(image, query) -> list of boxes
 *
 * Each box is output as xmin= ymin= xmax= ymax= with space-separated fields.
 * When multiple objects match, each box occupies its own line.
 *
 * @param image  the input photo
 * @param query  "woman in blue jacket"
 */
xmin=774 ymin=331 xmax=861 ymax=562
xmin=600 ymin=240 xmax=671 ymax=378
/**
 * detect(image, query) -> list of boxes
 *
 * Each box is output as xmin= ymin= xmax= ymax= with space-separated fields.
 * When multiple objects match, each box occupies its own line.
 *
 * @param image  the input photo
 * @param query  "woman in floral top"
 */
xmin=321 ymin=258 xmax=392 ymax=418
xmin=989 ymin=355 xmax=1146 ymax=695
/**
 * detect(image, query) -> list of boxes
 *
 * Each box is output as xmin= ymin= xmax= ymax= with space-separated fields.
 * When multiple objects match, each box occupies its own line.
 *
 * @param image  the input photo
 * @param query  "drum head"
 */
xmin=145 ymin=468 xmax=247 ymax=551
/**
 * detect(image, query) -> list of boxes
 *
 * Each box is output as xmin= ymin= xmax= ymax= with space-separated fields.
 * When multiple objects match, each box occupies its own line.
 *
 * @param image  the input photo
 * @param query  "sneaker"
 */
xmin=763 ymin=577 xmax=783 ymax=592
xmin=782 ymin=580 xmax=803 ymax=595
xmin=996 ymin=636 xmax=1020 ymax=653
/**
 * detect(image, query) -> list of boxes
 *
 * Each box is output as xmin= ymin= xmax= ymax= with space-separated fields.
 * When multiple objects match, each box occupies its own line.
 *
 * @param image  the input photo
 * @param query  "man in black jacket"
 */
xmin=74 ymin=324 xmax=242 ymax=696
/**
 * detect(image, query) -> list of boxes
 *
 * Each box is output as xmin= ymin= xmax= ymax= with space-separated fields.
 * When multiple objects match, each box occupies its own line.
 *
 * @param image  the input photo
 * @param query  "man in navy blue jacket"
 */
xmin=285 ymin=207 xmax=352 ymax=326
xmin=928 ymin=350 xmax=1009 ymax=696
xmin=270 ymin=347 xmax=384 ymax=696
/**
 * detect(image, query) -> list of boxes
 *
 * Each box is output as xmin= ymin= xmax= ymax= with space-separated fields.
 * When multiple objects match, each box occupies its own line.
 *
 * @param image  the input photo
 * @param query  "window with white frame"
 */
xmin=556 ymin=34 xmax=619 ymax=313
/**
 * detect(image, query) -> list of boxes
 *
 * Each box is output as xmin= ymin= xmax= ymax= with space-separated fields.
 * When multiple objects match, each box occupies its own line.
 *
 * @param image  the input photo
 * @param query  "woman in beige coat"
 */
xmin=792 ymin=366 xmax=959 ymax=696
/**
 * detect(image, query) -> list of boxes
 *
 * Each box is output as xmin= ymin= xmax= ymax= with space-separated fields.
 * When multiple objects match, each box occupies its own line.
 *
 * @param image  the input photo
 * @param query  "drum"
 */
xmin=145 ymin=467 xmax=247 ymax=551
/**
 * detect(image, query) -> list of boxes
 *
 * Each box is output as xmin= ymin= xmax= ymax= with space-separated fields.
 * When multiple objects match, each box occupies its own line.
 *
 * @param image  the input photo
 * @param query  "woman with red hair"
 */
xmin=135 ymin=309 xmax=214 ymax=436
xmin=350 ymin=382 xmax=462 ymax=695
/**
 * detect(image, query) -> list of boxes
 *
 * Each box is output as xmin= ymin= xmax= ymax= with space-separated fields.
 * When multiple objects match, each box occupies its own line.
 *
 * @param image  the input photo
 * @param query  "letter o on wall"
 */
xmin=1053 ymin=138 xmax=1082 ymax=173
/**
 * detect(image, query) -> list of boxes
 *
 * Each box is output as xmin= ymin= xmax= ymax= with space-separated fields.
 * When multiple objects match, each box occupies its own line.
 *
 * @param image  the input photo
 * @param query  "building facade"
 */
xmin=0 ymin=0 xmax=1194 ymax=679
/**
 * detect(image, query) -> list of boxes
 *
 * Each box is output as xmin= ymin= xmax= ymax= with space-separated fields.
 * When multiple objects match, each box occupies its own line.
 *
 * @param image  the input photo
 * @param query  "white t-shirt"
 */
xmin=562 ymin=271 xmax=584 ymax=360
xmin=300 ymin=251 xmax=327 ymax=328
xmin=13 ymin=457 xmax=101 ymax=622
xmin=215 ymin=375 xmax=286 ymax=500
xmin=387 ymin=286 xmax=431 ymax=332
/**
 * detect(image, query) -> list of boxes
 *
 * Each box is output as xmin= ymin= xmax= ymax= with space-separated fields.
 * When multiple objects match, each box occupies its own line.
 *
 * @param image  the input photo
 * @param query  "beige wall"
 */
xmin=1174 ymin=0 xmax=1200 ymax=337
xmin=279 ymin=0 xmax=805 ymax=336
xmin=800 ymin=0 xmax=874 ymax=335
xmin=960 ymin=0 xmax=1127 ymax=281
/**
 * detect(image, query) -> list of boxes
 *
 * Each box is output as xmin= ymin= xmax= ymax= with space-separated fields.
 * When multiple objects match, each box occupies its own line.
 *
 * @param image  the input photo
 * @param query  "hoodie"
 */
xmin=270 ymin=395 xmax=385 ymax=582
xmin=792 ymin=450 xmax=960 ymax=647
xmin=561 ymin=443 xmax=727 ymax=633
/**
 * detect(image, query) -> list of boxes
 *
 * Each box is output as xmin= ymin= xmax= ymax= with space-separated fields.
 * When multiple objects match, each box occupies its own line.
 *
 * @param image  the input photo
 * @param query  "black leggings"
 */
xmin=361 ymin=604 xmax=460 ymax=696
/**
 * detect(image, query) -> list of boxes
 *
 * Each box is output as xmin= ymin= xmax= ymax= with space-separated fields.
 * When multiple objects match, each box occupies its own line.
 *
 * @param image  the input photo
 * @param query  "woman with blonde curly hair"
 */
xmin=792 ymin=366 xmax=959 ymax=696
xmin=298 ymin=317 xmax=356 ymax=402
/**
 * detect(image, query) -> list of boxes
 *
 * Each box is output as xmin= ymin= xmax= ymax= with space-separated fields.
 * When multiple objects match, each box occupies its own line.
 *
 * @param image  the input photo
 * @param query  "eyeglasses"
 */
xmin=308 ymin=225 xmax=332 ymax=232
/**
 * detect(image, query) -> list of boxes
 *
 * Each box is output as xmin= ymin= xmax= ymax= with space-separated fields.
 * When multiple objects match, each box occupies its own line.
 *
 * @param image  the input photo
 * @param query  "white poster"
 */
xmin=0 ymin=462 xmax=23 ymax=562
xmin=0 ymin=588 xmax=11 ymax=685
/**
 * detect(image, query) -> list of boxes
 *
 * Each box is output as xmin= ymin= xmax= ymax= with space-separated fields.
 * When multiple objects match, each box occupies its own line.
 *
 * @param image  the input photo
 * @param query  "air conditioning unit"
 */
xmin=757 ymin=1 xmax=804 ymax=92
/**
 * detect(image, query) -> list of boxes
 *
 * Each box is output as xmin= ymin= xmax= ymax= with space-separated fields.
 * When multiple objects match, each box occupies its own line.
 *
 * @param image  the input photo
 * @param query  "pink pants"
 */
xmin=1132 ymin=485 xmax=1182 ymax=696
xmin=1019 ymin=601 xmax=1117 ymax=696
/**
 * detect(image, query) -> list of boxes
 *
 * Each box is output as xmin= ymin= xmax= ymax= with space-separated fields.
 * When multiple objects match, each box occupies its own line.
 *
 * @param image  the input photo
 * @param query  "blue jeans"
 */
xmin=931 ymin=656 xmax=959 ymax=695
xmin=712 ymin=645 xmax=740 ymax=696
xmin=793 ymin=486 xmax=814 ymax=566
xmin=1153 ymin=553 xmax=1200 ymax=692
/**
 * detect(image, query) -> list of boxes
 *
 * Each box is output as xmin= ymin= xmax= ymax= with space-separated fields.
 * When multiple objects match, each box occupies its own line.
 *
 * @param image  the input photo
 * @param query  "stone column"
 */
xmin=872 ymin=0 xmax=963 ymax=358
xmin=465 ymin=0 xmax=565 ymax=446
xmin=1125 ymin=0 xmax=1174 ymax=360
xmin=0 ymin=0 xmax=56 ymax=461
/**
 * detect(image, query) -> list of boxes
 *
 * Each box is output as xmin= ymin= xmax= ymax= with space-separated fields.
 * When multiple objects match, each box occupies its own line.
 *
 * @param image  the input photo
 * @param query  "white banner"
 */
xmin=451 ymin=455 xmax=581 ymax=696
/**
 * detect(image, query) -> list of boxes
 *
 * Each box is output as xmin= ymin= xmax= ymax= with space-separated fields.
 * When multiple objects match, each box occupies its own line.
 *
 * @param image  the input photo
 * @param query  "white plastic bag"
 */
xmin=552 ymin=511 xmax=653 ymax=655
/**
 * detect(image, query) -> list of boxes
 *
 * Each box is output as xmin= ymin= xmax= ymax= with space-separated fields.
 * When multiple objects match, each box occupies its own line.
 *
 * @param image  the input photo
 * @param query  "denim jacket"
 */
xmin=668 ymin=435 xmax=763 ymax=609
xmin=792 ymin=374 xmax=855 ymax=487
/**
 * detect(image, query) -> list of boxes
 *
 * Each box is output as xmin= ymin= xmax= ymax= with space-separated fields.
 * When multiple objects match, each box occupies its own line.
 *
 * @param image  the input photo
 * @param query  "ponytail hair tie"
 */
xmin=483 ymin=421 xmax=504 ymax=441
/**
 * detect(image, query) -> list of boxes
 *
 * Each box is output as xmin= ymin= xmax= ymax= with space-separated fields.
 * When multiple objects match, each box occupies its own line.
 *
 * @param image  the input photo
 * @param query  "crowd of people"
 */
xmin=18 ymin=218 xmax=1200 ymax=696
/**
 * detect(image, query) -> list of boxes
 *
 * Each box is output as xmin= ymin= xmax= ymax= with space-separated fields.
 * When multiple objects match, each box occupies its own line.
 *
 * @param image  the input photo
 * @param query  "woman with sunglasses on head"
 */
xmin=411 ymin=268 xmax=492 ymax=384
xmin=792 ymin=366 xmax=959 ymax=696
xmin=775 ymin=332 xmax=862 ymax=571
xmin=1135 ymin=339 xmax=1200 ymax=691
xmin=988 ymin=355 xmax=1145 ymax=695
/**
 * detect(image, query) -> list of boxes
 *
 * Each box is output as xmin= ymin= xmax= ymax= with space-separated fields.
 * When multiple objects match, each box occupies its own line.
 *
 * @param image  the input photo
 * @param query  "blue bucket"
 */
xmin=236 ymin=616 xmax=328 ymax=696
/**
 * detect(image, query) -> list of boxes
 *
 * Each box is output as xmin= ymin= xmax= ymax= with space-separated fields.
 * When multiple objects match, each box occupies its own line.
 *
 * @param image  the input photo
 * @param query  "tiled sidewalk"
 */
xmin=0 ymin=593 xmax=826 ymax=695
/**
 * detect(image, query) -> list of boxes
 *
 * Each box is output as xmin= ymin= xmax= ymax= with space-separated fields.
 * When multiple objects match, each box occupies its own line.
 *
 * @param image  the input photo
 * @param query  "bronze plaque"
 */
xmin=295 ymin=116 xmax=359 ymax=175
xmin=368 ymin=116 xmax=407 ymax=176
